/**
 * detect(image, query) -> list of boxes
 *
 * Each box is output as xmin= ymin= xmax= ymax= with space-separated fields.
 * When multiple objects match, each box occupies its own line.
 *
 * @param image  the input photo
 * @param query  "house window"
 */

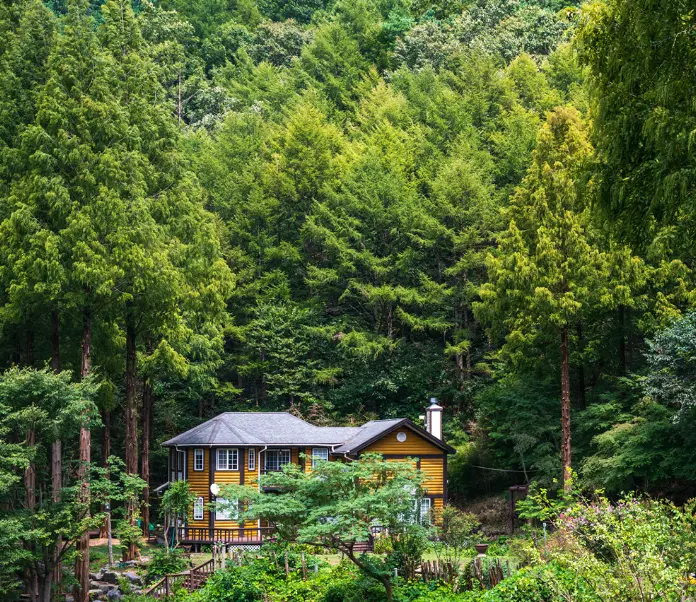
xmin=248 ymin=448 xmax=256 ymax=471
xmin=217 ymin=448 xmax=239 ymax=471
xmin=215 ymin=498 xmax=238 ymax=521
xmin=194 ymin=449 xmax=204 ymax=471
xmin=419 ymin=498 xmax=432 ymax=525
xmin=176 ymin=450 xmax=185 ymax=481
xmin=193 ymin=497 xmax=204 ymax=521
xmin=312 ymin=447 xmax=329 ymax=468
xmin=265 ymin=449 xmax=291 ymax=472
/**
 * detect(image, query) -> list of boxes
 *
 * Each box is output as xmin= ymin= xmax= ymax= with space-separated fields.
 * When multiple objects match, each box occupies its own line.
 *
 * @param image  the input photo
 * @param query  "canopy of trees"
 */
xmin=1 ymin=0 xmax=696 ymax=597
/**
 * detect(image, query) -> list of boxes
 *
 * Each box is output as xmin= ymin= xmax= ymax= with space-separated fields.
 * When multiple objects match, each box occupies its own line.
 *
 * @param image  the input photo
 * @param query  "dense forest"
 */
xmin=2 ymin=0 xmax=696 ymax=598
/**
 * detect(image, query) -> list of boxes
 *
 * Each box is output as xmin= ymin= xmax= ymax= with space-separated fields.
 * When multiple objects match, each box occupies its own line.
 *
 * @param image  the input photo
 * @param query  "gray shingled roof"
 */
xmin=162 ymin=413 xmax=362 ymax=447
xmin=331 ymin=419 xmax=404 ymax=453
xmin=162 ymin=412 xmax=454 ymax=453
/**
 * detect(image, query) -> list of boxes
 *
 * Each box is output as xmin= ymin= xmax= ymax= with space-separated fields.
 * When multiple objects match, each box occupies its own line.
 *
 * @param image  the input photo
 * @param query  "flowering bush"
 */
xmin=549 ymin=495 xmax=696 ymax=601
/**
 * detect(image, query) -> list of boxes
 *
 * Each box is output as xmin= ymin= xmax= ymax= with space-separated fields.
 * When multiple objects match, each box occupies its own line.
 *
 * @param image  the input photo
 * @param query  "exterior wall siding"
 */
xmin=364 ymin=429 xmax=442 ymax=455
xmin=187 ymin=449 xmax=209 ymax=525
xmin=420 ymin=457 xmax=444 ymax=495
xmin=363 ymin=427 xmax=447 ymax=524
xmin=213 ymin=447 xmax=243 ymax=528
xmin=176 ymin=427 xmax=449 ymax=533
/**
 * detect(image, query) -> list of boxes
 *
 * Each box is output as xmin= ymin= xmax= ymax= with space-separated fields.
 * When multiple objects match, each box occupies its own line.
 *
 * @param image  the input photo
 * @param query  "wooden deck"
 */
xmin=177 ymin=526 xmax=274 ymax=545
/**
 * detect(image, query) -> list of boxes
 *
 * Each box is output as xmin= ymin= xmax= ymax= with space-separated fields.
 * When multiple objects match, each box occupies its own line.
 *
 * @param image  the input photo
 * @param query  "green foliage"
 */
xmin=549 ymin=495 xmax=696 ymax=601
xmin=483 ymin=566 xmax=556 ymax=602
xmin=576 ymin=0 xmax=696 ymax=254
xmin=162 ymin=481 xmax=196 ymax=523
xmin=222 ymin=454 xmax=431 ymax=599
xmin=477 ymin=107 xmax=604 ymax=360
xmin=4 ymin=0 xmax=696 ymax=593
xmin=115 ymin=520 xmax=144 ymax=557
xmin=433 ymin=506 xmax=480 ymax=566
xmin=644 ymin=311 xmax=696 ymax=414
xmin=194 ymin=565 xmax=264 ymax=601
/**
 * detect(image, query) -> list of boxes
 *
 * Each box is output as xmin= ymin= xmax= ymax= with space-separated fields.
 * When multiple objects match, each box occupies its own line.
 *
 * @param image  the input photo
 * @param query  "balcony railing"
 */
xmin=177 ymin=526 xmax=275 ymax=544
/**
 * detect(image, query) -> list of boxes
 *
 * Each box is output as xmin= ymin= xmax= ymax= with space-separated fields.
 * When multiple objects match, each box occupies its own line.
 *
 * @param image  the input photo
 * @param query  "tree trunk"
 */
xmin=560 ymin=326 xmax=572 ymax=491
xmin=52 ymin=441 xmax=62 ymax=503
xmin=99 ymin=409 xmax=111 ymax=538
xmin=125 ymin=308 xmax=138 ymax=476
xmin=74 ymin=305 xmax=91 ymax=602
xmin=50 ymin=310 xmax=62 ymax=589
xmin=383 ymin=576 xmax=393 ymax=601
xmin=464 ymin=307 xmax=471 ymax=380
xmin=51 ymin=439 xmax=62 ymax=587
xmin=102 ymin=409 xmax=111 ymax=465
xmin=24 ymin=429 xmax=38 ymax=601
xmin=140 ymin=379 xmax=152 ymax=538
xmin=618 ymin=304 xmax=626 ymax=375
xmin=39 ymin=572 xmax=52 ymax=602
xmin=24 ymin=430 xmax=36 ymax=510
xmin=124 ymin=306 xmax=138 ymax=560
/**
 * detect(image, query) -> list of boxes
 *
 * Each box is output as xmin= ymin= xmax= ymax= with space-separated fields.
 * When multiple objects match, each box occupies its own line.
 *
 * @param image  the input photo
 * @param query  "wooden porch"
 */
xmin=177 ymin=525 xmax=275 ymax=545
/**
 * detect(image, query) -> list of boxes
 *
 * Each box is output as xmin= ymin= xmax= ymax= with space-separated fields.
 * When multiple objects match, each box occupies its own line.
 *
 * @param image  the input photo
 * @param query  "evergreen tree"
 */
xmin=577 ymin=0 xmax=696 ymax=256
xmin=476 ymin=107 xmax=609 ymax=489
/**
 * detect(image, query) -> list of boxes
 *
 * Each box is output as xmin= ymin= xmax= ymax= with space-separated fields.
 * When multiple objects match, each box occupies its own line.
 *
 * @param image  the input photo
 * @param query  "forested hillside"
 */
xmin=2 ymin=0 xmax=696 ymax=592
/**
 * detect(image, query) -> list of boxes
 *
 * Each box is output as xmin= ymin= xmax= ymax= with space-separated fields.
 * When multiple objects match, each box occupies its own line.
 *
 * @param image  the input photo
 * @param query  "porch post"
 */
xmin=239 ymin=448 xmax=245 ymax=540
xmin=209 ymin=447 xmax=215 ymax=542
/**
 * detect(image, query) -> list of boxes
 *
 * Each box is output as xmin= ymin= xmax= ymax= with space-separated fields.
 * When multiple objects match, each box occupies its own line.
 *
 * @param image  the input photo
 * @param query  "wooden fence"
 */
xmin=420 ymin=557 xmax=512 ymax=592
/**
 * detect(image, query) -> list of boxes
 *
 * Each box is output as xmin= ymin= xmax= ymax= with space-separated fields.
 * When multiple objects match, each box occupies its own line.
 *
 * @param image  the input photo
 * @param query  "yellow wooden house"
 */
xmin=162 ymin=399 xmax=453 ymax=546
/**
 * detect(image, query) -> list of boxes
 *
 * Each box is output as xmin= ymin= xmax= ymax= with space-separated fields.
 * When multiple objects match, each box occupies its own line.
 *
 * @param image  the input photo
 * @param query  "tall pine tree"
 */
xmin=476 ymin=107 xmax=609 ymax=489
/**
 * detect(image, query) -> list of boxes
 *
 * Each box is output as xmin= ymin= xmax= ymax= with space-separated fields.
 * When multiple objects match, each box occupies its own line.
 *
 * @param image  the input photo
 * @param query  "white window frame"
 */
xmin=193 ymin=496 xmax=204 ymax=520
xmin=419 ymin=497 xmax=432 ymax=525
xmin=216 ymin=448 xmax=239 ymax=471
xmin=193 ymin=449 xmax=204 ymax=472
xmin=215 ymin=497 xmax=238 ymax=521
xmin=248 ymin=448 xmax=256 ymax=471
xmin=312 ymin=447 xmax=329 ymax=468
xmin=265 ymin=449 xmax=291 ymax=472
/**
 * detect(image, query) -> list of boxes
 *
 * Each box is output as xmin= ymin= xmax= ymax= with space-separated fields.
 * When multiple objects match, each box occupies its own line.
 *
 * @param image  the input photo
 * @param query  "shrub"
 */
xmin=551 ymin=495 xmax=696 ymax=601
xmin=483 ymin=566 xmax=554 ymax=602
xmin=196 ymin=566 xmax=263 ymax=602
xmin=373 ymin=534 xmax=393 ymax=555
xmin=115 ymin=520 xmax=144 ymax=560
xmin=434 ymin=506 xmax=480 ymax=566
xmin=145 ymin=548 xmax=189 ymax=583
xmin=485 ymin=536 xmax=510 ymax=557
xmin=394 ymin=581 xmax=485 ymax=602
xmin=322 ymin=574 xmax=387 ymax=602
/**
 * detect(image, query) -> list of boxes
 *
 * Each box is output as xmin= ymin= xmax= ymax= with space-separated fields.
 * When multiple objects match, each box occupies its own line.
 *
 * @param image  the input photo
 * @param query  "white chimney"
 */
xmin=425 ymin=397 xmax=443 ymax=440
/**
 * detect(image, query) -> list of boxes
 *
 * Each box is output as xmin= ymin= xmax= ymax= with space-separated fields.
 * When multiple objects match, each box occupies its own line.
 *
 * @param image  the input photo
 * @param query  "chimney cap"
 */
xmin=428 ymin=397 xmax=442 ymax=408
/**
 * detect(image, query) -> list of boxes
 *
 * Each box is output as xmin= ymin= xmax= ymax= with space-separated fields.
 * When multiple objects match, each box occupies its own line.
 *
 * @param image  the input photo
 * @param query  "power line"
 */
xmin=470 ymin=465 xmax=538 ymax=473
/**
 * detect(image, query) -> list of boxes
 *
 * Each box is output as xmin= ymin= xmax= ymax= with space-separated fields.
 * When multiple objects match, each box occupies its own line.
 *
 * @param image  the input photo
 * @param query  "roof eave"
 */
xmin=337 ymin=419 xmax=456 ymax=455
